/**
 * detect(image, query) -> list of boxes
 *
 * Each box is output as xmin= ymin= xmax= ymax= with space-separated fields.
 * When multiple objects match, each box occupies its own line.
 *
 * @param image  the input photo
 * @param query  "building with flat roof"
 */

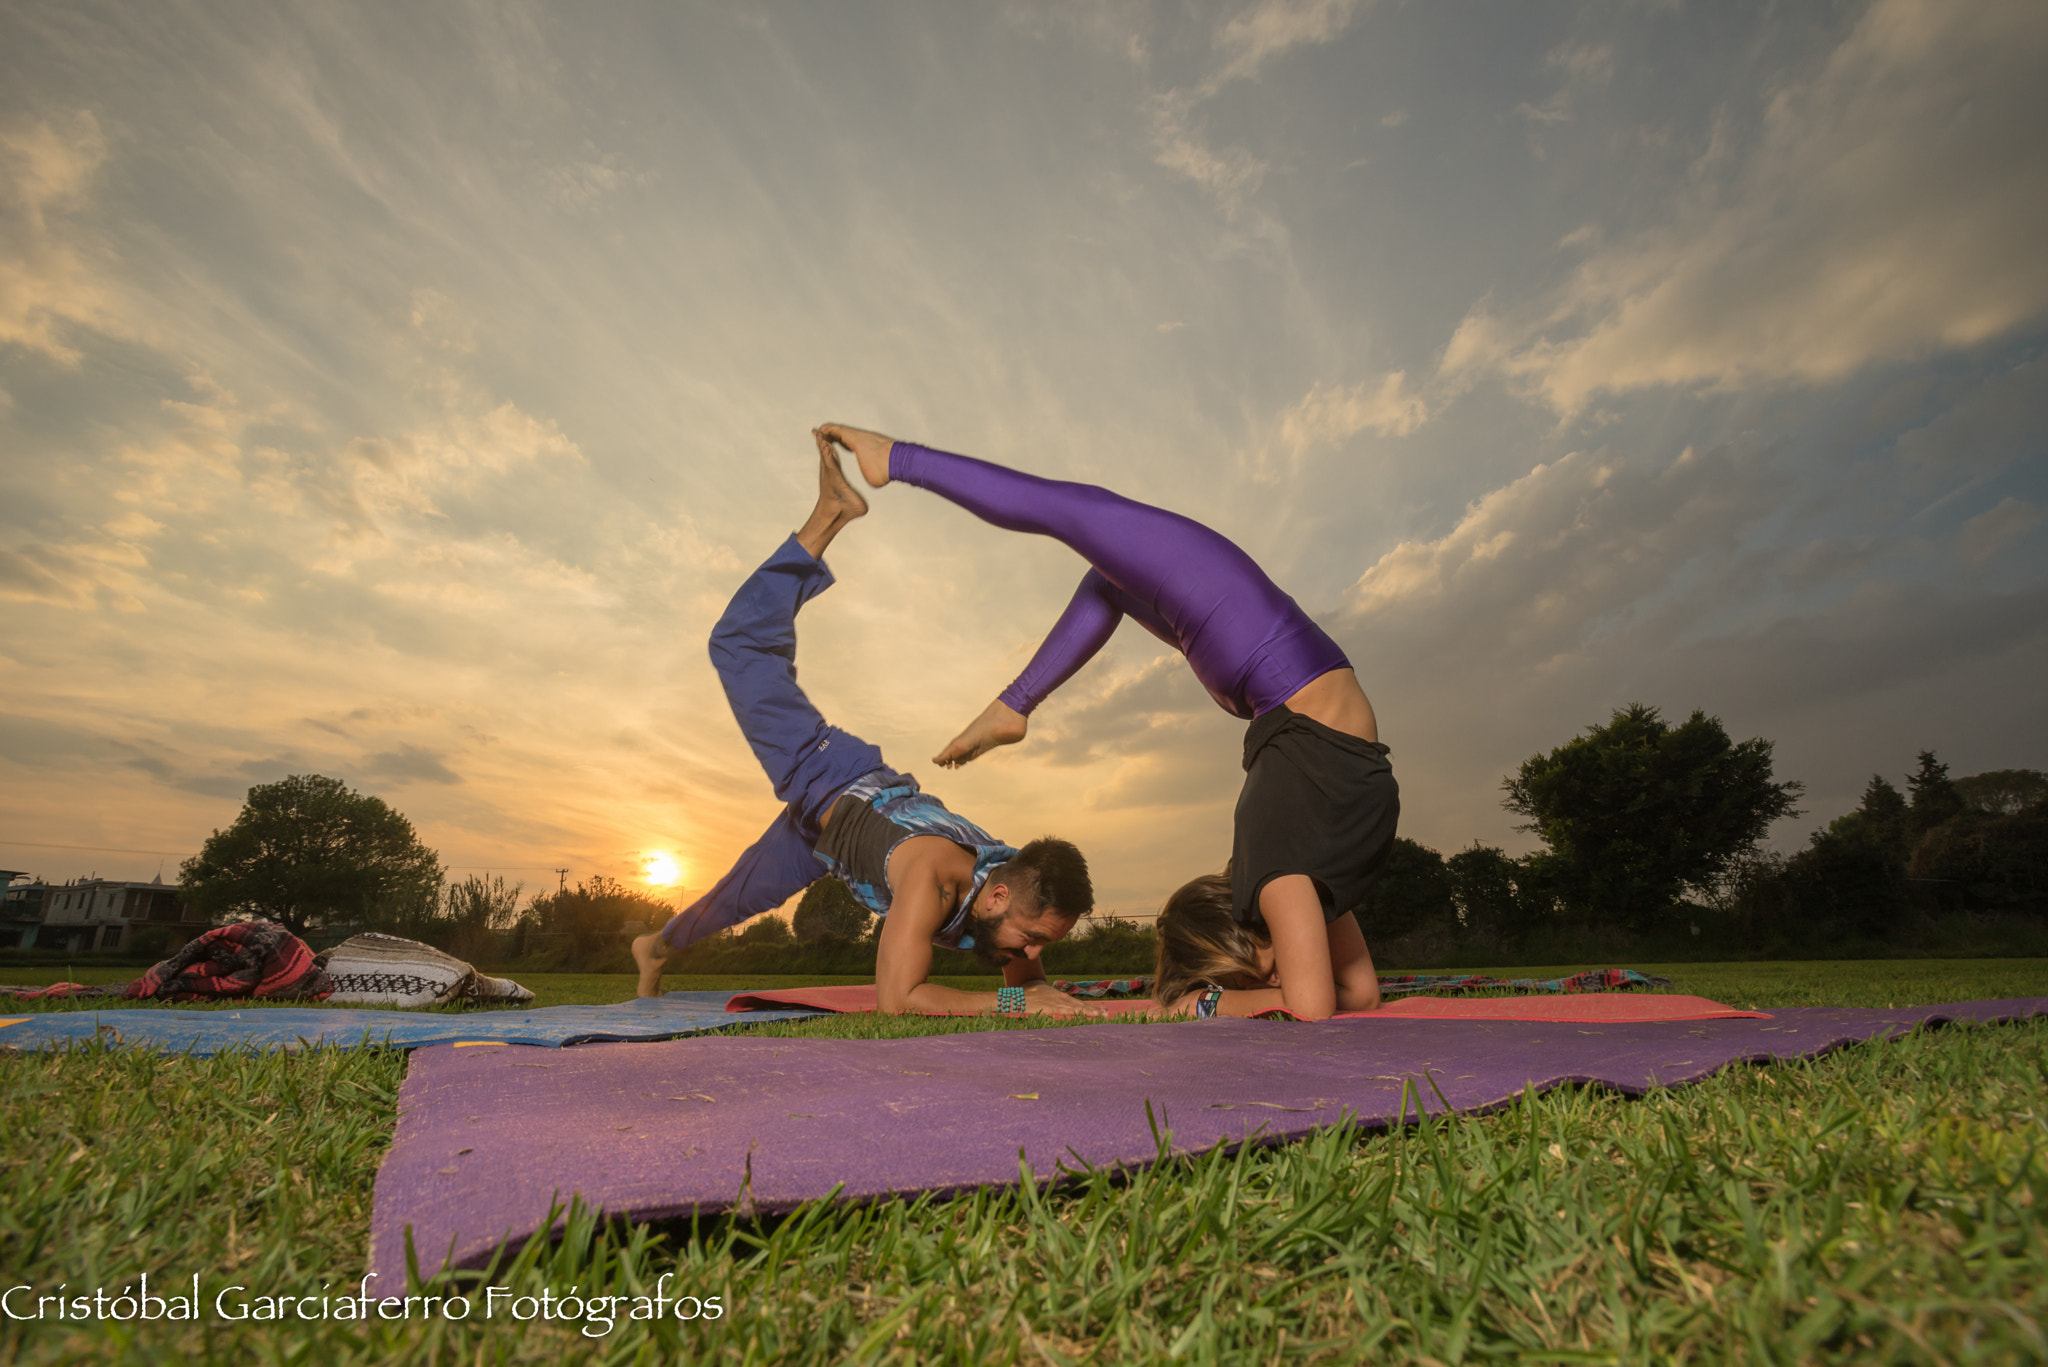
xmin=1 ymin=871 xmax=44 ymax=949
xmin=31 ymin=875 xmax=206 ymax=953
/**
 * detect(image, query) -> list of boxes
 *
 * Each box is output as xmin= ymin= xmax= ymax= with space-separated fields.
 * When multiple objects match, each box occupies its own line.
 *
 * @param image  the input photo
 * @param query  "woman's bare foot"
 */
xmin=815 ymin=423 xmax=895 ymax=488
xmin=934 ymin=698 xmax=1028 ymax=767
xmin=797 ymin=434 xmax=869 ymax=559
xmin=632 ymin=932 xmax=670 ymax=999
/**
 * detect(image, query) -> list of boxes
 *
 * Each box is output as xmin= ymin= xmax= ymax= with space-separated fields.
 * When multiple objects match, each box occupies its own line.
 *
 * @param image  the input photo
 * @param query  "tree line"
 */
xmin=168 ymin=709 xmax=2047 ymax=971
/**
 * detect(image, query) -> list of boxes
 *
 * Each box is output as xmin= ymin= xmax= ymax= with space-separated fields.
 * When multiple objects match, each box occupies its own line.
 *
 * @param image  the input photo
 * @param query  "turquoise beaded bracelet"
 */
xmin=995 ymin=985 xmax=1027 ymax=1016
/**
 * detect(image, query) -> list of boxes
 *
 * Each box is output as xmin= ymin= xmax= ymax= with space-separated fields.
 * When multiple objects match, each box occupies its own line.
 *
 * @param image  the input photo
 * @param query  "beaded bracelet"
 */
xmin=995 ymin=985 xmax=1027 ymax=1017
xmin=1194 ymin=987 xmax=1225 ymax=1019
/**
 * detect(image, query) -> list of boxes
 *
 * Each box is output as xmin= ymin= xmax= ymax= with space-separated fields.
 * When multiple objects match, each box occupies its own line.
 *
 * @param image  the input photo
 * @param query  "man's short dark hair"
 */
xmin=994 ymin=837 xmax=1093 ymax=920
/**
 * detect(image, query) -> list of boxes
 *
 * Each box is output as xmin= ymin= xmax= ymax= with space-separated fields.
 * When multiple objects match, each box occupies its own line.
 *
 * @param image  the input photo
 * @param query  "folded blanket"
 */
xmin=317 ymin=932 xmax=533 ymax=1007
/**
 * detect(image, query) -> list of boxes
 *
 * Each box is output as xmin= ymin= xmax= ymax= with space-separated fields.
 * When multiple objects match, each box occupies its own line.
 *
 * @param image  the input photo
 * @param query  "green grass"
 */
xmin=3 ymin=961 xmax=2045 ymax=1363
xmin=11 ymin=959 xmax=2048 ymax=1012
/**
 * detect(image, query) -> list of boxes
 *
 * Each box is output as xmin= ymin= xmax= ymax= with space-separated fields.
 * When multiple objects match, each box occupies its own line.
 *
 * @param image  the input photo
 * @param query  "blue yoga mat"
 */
xmin=0 ymin=991 xmax=828 ymax=1056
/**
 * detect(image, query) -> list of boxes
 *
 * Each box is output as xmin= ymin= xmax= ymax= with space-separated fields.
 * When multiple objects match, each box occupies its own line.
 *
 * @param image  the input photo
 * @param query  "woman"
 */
xmin=816 ymin=423 xmax=1396 ymax=1019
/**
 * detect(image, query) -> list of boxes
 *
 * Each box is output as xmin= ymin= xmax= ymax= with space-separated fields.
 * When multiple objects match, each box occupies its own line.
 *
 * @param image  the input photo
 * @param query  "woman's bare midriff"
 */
xmin=1282 ymin=668 xmax=1379 ymax=743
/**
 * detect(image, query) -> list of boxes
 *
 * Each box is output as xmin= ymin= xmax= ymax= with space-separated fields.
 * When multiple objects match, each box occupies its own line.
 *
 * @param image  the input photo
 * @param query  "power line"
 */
xmin=0 ymin=838 xmax=571 ymax=873
xmin=0 ymin=839 xmax=191 ymax=857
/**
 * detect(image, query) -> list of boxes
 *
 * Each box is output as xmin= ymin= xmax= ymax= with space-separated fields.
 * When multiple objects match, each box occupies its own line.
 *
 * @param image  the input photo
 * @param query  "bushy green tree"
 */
xmin=791 ymin=878 xmax=872 ymax=942
xmin=526 ymin=876 xmax=671 ymax=941
xmin=1910 ymin=804 xmax=2048 ymax=913
xmin=739 ymin=914 xmax=793 ymax=945
xmin=1362 ymin=838 xmax=1454 ymax=940
xmin=1446 ymin=843 xmax=1550 ymax=944
xmin=1040 ymin=915 xmax=1156 ymax=976
xmin=178 ymin=774 xmax=442 ymax=935
xmin=1503 ymin=704 xmax=1803 ymax=930
xmin=1953 ymin=768 xmax=2048 ymax=817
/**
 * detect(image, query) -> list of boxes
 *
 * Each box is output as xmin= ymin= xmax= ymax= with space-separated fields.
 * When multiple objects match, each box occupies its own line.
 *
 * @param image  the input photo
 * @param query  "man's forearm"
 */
xmin=900 ymin=981 xmax=1000 ymax=1014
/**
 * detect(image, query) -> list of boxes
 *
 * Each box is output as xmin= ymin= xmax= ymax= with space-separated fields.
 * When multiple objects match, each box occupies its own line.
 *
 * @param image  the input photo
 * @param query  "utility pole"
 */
xmin=554 ymin=868 xmax=568 ymax=894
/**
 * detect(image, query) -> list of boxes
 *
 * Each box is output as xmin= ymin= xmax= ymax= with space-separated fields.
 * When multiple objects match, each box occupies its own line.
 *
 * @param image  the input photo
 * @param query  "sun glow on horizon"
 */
xmin=643 ymin=852 xmax=680 ymax=887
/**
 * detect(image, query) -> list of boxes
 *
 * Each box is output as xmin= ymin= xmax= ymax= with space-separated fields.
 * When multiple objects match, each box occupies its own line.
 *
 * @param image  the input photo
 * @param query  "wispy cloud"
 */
xmin=0 ymin=112 xmax=121 ymax=363
xmin=1456 ymin=0 xmax=2048 ymax=414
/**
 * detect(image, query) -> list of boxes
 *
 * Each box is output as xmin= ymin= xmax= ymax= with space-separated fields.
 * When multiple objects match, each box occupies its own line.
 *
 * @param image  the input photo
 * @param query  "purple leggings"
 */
xmin=890 ymin=443 xmax=1349 ymax=720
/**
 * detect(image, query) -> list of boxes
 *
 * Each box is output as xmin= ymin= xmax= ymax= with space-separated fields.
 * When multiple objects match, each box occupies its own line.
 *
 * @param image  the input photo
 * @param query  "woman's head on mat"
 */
xmin=1153 ymin=872 xmax=1279 ymax=1005
xmin=962 ymin=836 xmax=1093 ymax=969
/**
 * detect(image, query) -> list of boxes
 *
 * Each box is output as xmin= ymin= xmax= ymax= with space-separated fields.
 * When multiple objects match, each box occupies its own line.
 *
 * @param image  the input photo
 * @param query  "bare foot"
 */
xmin=815 ymin=423 xmax=895 ymax=488
xmin=632 ymin=932 xmax=669 ymax=999
xmin=934 ymin=698 xmax=1028 ymax=767
xmin=797 ymin=433 xmax=869 ymax=559
xmin=814 ymin=430 xmax=868 ymax=519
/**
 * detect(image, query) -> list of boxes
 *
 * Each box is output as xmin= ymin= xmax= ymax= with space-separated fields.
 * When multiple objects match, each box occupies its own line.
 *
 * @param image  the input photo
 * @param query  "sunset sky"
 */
xmin=3 ymin=0 xmax=2043 ymax=920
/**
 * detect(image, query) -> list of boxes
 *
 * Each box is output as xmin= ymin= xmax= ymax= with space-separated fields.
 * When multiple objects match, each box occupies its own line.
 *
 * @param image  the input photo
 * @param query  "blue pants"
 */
xmin=657 ymin=536 xmax=892 ymax=948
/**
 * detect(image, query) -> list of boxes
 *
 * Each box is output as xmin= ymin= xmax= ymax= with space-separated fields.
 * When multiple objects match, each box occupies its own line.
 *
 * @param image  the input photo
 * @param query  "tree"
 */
xmin=527 ymin=877 xmax=670 ymax=941
xmin=178 ymin=774 xmax=442 ymax=935
xmin=1953 ymin=768 xmax=2048 ymax=817
xmin=1446 ymin=843 xmax=1550 ymax=944
xmin=738 ymin=914 xmax=793 ymax=945
xmin=1361 ymin=838 xmax=1453 ymax=940
xmin=791 ymin=878 xmax=872 ymax=942
xmin=1824 ymin=775 xmax=1910 ymax=864
xmin=1502 ymin=704 xmax=1803 ymax=930
xmin=1906 ymin=750 xmax=1964 ymax=838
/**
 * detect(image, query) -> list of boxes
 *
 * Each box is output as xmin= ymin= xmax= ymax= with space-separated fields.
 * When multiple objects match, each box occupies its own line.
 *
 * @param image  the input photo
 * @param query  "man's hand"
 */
xmin=1021 ymin=982 xmax=1108 ymax=1018
xmin=814 ymin=424 xmax=895 ymax=489
xmin=934 ymin=698 xmax=1028 ymax=767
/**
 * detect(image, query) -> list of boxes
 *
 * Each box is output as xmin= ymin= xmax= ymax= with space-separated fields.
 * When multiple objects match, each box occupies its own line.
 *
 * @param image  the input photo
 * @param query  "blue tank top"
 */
xmin=812 ymin=767 xmax=1016 ymax=950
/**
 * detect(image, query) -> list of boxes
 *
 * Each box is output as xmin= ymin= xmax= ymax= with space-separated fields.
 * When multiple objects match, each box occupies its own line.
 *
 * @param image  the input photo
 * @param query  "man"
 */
xmin=632 ymin=436 xmax=1101 ymax=1016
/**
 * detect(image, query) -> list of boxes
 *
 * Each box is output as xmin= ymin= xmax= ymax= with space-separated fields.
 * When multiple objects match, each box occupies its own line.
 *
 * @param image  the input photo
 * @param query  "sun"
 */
xmin=643 ymin=853 xmax=680 ymax=887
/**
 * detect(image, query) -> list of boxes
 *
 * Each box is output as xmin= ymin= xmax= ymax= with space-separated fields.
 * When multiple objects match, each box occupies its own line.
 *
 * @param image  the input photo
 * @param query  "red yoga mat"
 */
xmin=725 ymin=984 xmax=1159 ymax=1016
xmin=725 ymin=985 xmax=1762 ymax=1022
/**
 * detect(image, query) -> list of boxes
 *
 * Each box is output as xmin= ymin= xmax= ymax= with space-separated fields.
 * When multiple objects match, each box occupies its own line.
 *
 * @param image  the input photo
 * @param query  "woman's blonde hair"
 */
xmin=1153 ymin=872 xmax=1271 ymax=1009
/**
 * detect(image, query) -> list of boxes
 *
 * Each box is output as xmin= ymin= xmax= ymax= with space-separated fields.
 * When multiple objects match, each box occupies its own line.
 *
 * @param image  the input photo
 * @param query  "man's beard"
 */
xmin=964 ymin=909 xmax=1019 ymax=969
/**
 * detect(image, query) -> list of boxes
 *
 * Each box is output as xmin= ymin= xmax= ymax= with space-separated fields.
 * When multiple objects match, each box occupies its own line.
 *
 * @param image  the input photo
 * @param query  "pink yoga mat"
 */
xmin=725 ymin=985 xmax=1760 ymax=1022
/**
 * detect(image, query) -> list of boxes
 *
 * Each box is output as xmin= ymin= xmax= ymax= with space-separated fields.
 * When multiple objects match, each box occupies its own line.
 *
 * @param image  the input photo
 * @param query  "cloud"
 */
xmin=1958 ymin=498 xmax=2044 ymax=566
xmin=365 ymin=744 xmax=463 ymax=786
xmin=1272 ymin=370 xmax=1429 ymax=462
xmin=1460 ymin=0 xmax=2048 ymax=413
xmin=1337 ymin=440 xmax=1783 ymax=668
xmin=1895 ymin=356 xmax=2048 ymax=476
xmin=1515 ymin=41 xmax=1613 ymax=125
xmin=1213 ymin=0 xmax=1364 ymax=85
xmin=0 ymin=111 xmax=122 ymax=364
xmin=1146 ymin=92 xmax=1268 ymax=211
xmin=1146 ymin=0 xmax=1369 ymax=209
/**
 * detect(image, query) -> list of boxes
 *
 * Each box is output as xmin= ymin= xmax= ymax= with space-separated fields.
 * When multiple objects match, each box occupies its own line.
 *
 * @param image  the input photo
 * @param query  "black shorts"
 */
xmin=1230 ymin=705 xmax=1399 ymax=927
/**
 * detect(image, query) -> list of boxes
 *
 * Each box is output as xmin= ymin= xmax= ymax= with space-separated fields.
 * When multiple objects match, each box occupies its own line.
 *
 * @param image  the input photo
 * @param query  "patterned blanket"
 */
xmin=1051 ymin=969 xmax=1670 ymax=1000
xmin=1376 ymin=968 xmax=1671 ymax=996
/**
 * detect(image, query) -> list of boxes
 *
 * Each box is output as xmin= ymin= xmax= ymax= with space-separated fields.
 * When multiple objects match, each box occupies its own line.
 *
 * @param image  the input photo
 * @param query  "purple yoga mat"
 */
xmin=370 ymin=998 xmax=2048 ymax=1283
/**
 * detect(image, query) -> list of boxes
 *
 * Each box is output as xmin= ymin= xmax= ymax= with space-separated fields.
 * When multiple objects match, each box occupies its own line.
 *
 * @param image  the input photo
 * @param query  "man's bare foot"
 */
xmin=934 ymin=698 xmax=1028 ymax=767
xmin=632 ymin=932 xmax=670 ymax=999
xmin=815 ymin=423 xmax=895 ymax=489
xmin=797 ymin=434 xmax=869 ymax=558
xmin=814 ymin=430 xmax=868 ymax=519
